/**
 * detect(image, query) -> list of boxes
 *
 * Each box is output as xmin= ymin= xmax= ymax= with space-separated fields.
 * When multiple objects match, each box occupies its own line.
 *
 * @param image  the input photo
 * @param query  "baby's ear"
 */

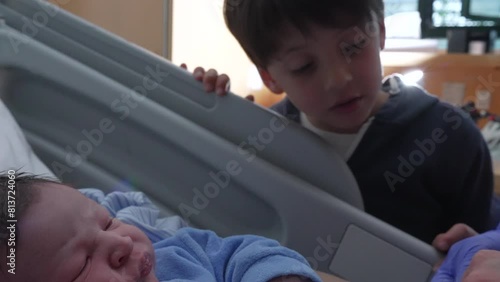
xmin=258 ymin=68 xmax=284 ymax=94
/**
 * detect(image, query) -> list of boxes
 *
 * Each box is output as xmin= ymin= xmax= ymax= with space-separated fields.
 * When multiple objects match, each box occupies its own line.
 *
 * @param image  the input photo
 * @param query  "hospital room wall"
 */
xmin=170 ymin=0 xmax=258 ymax=97
xmin=48 ymin=0 xmax=164 ymax=57
xmin=49 ymin=0 xmax=258 ymax=98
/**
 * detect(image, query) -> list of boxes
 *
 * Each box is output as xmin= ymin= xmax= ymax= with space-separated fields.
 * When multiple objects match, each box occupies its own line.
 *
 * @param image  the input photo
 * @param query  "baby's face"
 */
xmin=8 ymin=183 xmax=159 ymax=282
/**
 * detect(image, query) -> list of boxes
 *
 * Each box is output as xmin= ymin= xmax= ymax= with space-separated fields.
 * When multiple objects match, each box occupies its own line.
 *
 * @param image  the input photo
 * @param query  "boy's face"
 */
xmin=260 ymin=17 xmax=387 ymax=133
xmin=6 ymin=184 xmax=159 ymax=282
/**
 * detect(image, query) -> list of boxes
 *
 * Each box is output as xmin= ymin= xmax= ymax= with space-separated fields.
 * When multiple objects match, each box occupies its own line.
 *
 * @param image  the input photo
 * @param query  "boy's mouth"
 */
xmin=330 ymin=97 xmax=362 ymax=113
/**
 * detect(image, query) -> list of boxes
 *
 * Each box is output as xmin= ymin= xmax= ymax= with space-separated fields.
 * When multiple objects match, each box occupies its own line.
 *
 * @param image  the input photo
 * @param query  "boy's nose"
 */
xmin=325 ymin=66 xmax=353 ymax=91
xmin=108 ymin=235 xmax=134 ymax=268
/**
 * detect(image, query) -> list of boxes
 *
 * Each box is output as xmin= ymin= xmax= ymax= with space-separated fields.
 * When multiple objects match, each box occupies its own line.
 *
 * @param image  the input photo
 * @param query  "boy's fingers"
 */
xmin=432 ymin=224 xmax=478 ymax=252
xmin=433 ymin=235 xmax=451 ymax=252
xmin=193 ymin=67 xmax=205 ymax=81
xmin=432 ymin=234 xmax=450 ymax=252
xmin=203 ymin=69 xmax=219 ymax=92
xmin=432 ymin=258 xmax=445 ymax=272
xmin=215 ymin=74 xmax=230 ymax=95
xmin=180 ymin=63 xmax=188 ymax=70
xmin=246 ymin=94 xmax=255 ymax=102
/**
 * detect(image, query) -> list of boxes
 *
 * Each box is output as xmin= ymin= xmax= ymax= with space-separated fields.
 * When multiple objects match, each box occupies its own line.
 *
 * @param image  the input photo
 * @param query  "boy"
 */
xmin=0 ymin=174 xmax=321 ymax=282
xmin=185 ymin=0 xmax=494 ymax=245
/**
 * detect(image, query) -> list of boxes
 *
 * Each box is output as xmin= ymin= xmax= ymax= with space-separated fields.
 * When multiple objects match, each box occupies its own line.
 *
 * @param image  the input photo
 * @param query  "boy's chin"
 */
xmin=327 ymin=114 xmax=372 ymax=133
xmin=331 ymin=123 xmax=364 ymax=134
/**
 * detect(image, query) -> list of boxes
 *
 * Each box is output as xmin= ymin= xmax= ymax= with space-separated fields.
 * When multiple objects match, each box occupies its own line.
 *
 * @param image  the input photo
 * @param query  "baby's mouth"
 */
xmin=139 ymin=252 xmax=153 ymax=278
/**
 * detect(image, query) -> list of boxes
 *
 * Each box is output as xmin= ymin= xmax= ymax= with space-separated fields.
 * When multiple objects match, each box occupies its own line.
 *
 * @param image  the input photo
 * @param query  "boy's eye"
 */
xmin=348 ymin=38 xmax=369 ymax=54
xmin=291 ymin=63 xmax=313 ymax=74
xmin=352 ymin=38 xmax=368 ymax=50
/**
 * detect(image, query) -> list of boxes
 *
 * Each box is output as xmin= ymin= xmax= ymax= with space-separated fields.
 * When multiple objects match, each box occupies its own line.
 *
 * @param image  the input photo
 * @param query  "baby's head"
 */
xmin=225 ymin=0 xmax=388 ymax=133
xmin=0 ymin=174 xmax=158 ymax=282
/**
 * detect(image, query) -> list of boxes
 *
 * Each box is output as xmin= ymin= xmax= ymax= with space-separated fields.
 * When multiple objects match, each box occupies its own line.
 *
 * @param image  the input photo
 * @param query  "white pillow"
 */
xmin=0 ymin=99 xmax=56 ymax=179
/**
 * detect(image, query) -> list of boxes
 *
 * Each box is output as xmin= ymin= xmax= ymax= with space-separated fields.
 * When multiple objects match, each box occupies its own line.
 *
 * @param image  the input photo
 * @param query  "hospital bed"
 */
xmin=0 ymin=0 xmax=441 ymax=281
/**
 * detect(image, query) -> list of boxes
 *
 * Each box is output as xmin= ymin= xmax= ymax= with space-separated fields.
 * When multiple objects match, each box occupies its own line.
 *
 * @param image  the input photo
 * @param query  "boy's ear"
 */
xmin=258 ymin=68 xmax=284 ymax=94
xmin=378 ymin=19 xmax=386 ymax=50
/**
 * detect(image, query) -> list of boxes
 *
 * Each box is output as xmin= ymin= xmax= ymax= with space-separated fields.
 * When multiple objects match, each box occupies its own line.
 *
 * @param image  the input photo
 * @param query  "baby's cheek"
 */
xmin=84 ymin=263 xmax=120 ymax=282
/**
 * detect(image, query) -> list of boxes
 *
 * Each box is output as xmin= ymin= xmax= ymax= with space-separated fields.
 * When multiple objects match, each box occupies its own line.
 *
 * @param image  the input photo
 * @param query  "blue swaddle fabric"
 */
xmin=153 ymin=227 xmax=321 ymax=282
xmin=79 ymin=188 xmax=188 ymax=243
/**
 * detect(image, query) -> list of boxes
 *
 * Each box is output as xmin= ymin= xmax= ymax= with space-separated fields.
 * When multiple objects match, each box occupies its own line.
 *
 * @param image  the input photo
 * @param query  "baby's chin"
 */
xmin=146 ymin=272 xmax=160 ymax=282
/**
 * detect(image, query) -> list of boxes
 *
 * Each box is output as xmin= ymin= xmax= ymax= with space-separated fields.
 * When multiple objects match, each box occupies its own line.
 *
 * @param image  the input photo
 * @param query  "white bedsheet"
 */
xmin=0 ymin=99 xmax=56 ymax=179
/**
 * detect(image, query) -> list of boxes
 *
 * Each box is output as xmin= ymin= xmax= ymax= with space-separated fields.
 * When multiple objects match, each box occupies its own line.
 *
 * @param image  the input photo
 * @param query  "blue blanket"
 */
xmin=154 ymin=227 xmax=320 ymax=282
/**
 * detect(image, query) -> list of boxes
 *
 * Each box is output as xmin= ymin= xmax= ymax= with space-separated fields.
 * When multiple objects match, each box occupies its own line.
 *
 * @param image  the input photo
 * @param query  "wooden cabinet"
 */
xmin=49 ymin=0 xmax=166 ymax=56
xmin=382 ymin=52 xmax=500 ymax=128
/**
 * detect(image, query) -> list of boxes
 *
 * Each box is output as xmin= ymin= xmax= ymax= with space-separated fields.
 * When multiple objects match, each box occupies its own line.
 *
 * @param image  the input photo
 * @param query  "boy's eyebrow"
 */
xmin=279 ymin=24 xmax=360 ymax=57
xmin=274 ymin=44 xmax=306 ymax=63
xmin=282 ymin=45 xmax=306 ymax=56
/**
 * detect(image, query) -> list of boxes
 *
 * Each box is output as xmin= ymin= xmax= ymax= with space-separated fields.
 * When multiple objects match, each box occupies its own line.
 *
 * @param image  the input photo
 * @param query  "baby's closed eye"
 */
xmin=104 ymin=217 xmax=116 ymax=230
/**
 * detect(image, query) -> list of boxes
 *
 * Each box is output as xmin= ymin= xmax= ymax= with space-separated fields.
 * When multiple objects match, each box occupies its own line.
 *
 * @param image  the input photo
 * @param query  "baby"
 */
xmin=0 ymin=174 xmax=321 ymax=282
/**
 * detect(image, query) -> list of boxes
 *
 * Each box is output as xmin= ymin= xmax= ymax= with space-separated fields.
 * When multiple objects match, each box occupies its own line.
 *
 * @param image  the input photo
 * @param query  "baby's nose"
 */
xmin=108 ymin=235 xmax=133 ymax=268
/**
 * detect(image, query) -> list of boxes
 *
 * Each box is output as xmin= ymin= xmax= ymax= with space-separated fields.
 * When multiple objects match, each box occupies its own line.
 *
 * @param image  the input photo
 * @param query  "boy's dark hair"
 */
xmin=0 ymin=173 xmax=59 ymax=245
xmin=224 ymin=0 xmax=385 ymax=68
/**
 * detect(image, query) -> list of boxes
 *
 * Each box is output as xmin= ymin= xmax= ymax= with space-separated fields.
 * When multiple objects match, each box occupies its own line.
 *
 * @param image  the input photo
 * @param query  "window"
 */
xmin=384 ymin=0 xmax=445 ymax=51
xmin=384 ymin=0 xmax=421 ymax=41
xmin=385 ymin=0 xmax=419 ymax=17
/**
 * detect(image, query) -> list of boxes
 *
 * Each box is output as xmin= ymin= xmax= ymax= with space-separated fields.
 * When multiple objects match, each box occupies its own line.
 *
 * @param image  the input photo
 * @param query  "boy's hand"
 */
xmin=181 ymin=63 xmax=230 ymax=96
xmin=431 ymin=224 xmax=500 ymax=281
xmin=432 ymin=224 xmax=479 ymax=253
xmin=431 ymin=223 xmax=479 ymax=271
xmin=180 ymin=63 xmax=254 ymax=101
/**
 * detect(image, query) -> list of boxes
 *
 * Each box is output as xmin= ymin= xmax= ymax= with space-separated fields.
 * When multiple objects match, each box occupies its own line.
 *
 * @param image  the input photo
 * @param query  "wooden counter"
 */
xmin=494 ymin=161 xmax=500 ymax=195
